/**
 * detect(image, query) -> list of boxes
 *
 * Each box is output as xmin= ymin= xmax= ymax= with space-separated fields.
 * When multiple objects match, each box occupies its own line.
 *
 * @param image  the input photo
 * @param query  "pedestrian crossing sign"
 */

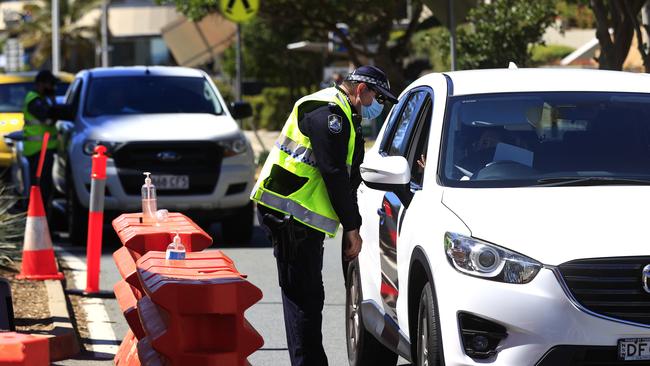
xmin=220 ymin=0 xmax=259 ymax=23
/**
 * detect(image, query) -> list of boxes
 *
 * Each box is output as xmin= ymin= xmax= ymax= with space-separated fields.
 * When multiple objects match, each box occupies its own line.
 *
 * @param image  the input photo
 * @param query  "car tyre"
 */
xmin=416 ymin=282 xmax=444 ymax=366
xmin=66 ymin=181 xmax=87 ymax=246
xmin=346 ymin=259 xmax=398 ymax=366
xmin=221 ymin=202 xmax=253 ymax=244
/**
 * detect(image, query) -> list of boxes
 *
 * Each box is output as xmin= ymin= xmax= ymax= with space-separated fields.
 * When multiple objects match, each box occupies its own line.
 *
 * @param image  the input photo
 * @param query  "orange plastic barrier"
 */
xmin=113 ymin=247 xmax=143 ymax=292
xmin=0 ymin=332 xmax=49 ymax=366
xmin=112 ymin=213 xmax=212 ymax=255
xmin=137 ymin=337 xmax=168 ymax=366
xmin=114 ymin=280 xmax=145 ymax=340
xmin=114 ymin=330 xmax=139 ymax=366
xmin=136 ymin=251 xmax=264 ymax=366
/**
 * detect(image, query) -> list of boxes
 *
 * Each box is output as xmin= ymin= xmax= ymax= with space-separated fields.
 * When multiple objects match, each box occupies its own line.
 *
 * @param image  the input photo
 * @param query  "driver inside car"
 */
xmin=456 ymin=128 xmax=507 ymax=178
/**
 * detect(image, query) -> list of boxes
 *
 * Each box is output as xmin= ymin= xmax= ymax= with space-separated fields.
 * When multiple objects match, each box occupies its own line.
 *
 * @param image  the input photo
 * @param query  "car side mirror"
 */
xmin=361 ymin=155 xmax=413 ymax=205
xmin=230 ymin=101 xmax=253 ymax=120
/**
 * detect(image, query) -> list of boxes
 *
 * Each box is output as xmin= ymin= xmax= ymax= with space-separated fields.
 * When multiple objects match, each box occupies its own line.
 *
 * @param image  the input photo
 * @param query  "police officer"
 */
xmin=251 ymin=65 xmax=397 ymax=366
xmin=22 ymin=70 xmax=61 ymax=206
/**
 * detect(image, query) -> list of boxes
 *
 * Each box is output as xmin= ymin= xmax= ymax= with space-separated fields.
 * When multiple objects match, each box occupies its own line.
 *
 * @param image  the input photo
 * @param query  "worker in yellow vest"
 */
xmin=251 ymin=65 xmax=398 ymax=366
xmin=22 ymin=70 xmax=61 ymax=207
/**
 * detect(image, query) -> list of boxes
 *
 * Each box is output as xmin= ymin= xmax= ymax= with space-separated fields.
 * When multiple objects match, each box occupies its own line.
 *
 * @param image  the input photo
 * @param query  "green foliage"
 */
xmin=556 ymin=0 xmax=595 ymax=28
xmin=160 ymin=0 xmax=428 ymax=92
xmin=531 ymin=44 xmax=575 ymax=65
xmin=220 ymin=17 xmax=323 ymax=91
xmin=456 ymin=0 xmax=558 ymax=69
xmin=156 ymin=0 xmax=219 ymax=21
xmin=419 ymin=0 xmax=557 ymax=71
xmin=245 ymin=87 xmax=294 ymax=131
xmin=19 ymin=0 xmax=101 ymax=71
xmin=0 ymin=183 xmax=25 ymax=266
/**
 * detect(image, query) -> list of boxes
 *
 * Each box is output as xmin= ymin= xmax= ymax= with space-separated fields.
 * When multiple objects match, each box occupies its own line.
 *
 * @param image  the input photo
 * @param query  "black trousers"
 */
xmin=258 ymin=206 xmax=328 ymax=366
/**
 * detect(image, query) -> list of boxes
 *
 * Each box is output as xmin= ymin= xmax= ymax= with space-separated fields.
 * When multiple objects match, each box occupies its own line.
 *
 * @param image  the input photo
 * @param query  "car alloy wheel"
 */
xmin=347 ymin=264 xmax=361 ymax=355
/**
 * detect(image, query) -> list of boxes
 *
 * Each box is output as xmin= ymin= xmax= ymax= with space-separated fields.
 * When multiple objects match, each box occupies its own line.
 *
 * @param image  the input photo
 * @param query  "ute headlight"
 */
xmin=444 ymin=232 xmax=542 ymax=284
xmin=219 ymin=137 xmax=248 ymax=157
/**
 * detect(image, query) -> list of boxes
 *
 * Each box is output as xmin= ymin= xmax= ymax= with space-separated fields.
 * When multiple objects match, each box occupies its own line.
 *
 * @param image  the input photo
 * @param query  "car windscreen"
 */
xmin=0 ymin=82 xmax=69 ymax=113
xmin=440 ymin=92 xmax=650 ymax=187
xmin=83 ymin=76 xmax=224 ymax=117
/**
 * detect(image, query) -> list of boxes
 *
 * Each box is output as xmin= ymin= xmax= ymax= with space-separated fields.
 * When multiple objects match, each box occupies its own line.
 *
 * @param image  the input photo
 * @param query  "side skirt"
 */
xmin=361 ymin=299 xmax=412 ymax=362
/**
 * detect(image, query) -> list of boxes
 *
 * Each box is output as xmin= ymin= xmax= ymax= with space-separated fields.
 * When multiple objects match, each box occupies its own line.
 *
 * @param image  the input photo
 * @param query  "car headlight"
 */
xmin=83 ymin=140 xmax=120 ymax=156
xmin=219 ymin=137 xmax=248 ymax=157
xmin=444 ymin=232 xmax=542 ymax=284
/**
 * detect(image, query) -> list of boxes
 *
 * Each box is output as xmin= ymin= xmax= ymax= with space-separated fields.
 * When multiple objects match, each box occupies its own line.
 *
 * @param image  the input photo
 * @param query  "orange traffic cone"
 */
xmin=16 ymin=185 xmax=63 ymax=280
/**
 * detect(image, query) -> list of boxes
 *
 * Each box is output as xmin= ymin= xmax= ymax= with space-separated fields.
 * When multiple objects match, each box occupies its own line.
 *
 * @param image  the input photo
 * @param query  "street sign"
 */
xmin=220 ymin=0 xmax=259 ymax=23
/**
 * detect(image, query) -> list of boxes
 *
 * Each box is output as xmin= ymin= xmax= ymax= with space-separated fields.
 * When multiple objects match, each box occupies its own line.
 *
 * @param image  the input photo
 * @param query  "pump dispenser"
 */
xmin=165 ymin=233 xmax=186 ymax=260
xmin=142 ymin=172 xmax=157 ymax=224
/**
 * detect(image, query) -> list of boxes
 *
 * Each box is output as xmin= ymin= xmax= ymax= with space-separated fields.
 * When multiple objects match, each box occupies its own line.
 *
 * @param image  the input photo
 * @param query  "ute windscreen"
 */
xmin=84 ymin=76 xmax=224 ymax=117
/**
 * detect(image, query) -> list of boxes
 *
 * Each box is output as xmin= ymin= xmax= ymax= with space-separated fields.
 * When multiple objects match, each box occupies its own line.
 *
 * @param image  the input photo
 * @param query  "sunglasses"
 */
xmin=366 ymin=84 xmax=387 ymax=104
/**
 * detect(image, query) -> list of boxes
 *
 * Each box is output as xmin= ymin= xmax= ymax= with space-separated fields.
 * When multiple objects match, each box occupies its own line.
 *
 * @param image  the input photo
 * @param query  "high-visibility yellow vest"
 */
xmin=22 ymin=91 xmax=58 ymax=157
xmin=251 ymin=87 xmax=356 ymax=237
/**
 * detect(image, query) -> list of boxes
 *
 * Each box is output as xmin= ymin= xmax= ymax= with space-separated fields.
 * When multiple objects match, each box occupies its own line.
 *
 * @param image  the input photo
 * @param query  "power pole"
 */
xmin=52 ymin=0 xmax=60 ymax=72
xmin=448 ymin=0 xmax=457 ymax=71
xmin=235 ymin=23 xmax=242 ymax=101
xmin=101 ymin=0 xmax=109 ymax=67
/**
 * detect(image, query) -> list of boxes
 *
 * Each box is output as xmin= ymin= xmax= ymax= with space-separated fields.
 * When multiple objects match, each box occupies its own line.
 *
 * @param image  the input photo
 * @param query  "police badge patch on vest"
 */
xmin=328 ymin=114 xmax=342 ymax=134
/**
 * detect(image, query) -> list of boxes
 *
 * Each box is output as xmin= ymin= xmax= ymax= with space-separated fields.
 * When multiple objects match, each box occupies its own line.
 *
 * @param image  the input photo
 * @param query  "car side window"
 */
xmin=383 ymin=91 xmax=426 ymax=157
xmin=64 ymin=79 xmax=80 ymax=105
xmin=65 ymin=79 xmax=83 ymax=116
xmin=407 ymin=95 xmax=433 ymax=188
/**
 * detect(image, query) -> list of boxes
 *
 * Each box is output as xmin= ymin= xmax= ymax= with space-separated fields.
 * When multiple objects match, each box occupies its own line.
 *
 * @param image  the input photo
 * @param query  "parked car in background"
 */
xmin=0 ymin=72 xmax=72 ymax=192
xmin=349 ymin=68 xmax=650 ymax=366
xmin=53 ymin=66 xmax=255 ymax=245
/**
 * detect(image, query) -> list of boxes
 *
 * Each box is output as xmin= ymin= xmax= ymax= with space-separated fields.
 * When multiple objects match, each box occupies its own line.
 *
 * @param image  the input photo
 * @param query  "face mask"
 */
xmin=361 ymin=98 xmax=383 ymax=120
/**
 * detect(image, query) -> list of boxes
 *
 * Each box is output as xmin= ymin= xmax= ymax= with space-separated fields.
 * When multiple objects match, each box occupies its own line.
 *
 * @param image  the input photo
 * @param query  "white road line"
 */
xmin=58 ymin=248 xmax=119 ymax=358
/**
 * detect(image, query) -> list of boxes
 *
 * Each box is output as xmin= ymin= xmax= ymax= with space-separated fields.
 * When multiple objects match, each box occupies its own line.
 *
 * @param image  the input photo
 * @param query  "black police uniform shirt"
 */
xmin=297 ymin=102 xmax=364 ymax=232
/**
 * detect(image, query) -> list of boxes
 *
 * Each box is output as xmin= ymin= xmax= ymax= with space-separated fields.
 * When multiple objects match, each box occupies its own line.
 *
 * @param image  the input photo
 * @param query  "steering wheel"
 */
xmin=472 ymin=160 xmax=537 ymax=180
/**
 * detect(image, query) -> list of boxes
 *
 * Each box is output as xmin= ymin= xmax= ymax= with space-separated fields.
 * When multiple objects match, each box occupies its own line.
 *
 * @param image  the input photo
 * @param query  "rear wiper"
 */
xmin=535 ymin=176 xmax=650 ymax=187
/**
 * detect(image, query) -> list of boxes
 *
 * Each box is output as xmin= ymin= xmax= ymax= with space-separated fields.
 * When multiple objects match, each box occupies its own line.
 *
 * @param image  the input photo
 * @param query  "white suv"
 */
xmin=348 ymin=68 xmax=650 ymax=366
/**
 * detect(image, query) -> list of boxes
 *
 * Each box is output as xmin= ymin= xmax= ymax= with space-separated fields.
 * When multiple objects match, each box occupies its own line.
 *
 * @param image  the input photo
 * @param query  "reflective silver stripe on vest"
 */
xmin=275 ymin=134 xmax=318 ymax=167
xmin=258 ymin=191 xmax=339 ymax=234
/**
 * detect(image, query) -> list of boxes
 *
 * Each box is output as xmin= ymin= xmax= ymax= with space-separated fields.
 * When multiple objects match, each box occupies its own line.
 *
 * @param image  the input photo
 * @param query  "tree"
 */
xmin=159 ymin=0 xmax=429 ymax=92
xmin=219 ymin=16 xmax=325 ymax=100
xmin=457 ymin=0 xmax=557 ymax=69
xmin=590 ymin=0 xmax=650 ymax=72
xmin=19 ymin=0 xmax=101 ymax=71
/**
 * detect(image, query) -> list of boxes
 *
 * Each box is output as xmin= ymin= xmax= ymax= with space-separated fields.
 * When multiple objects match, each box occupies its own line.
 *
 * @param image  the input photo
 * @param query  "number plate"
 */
xmin=151 ymin=175 xmax=189 ymax=190
xmin=619 ymin=338 xmax=650 ymax=361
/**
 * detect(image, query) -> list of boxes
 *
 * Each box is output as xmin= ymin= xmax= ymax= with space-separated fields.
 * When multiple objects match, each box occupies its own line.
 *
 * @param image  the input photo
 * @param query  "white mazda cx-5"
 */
xmin=348 ymin=68 xmax=650 ymax=366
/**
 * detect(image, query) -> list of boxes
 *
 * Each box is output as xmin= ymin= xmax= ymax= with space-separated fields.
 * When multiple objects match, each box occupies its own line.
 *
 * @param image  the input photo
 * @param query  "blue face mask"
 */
xmin=362 ymin=98 xmax=383 ymax=120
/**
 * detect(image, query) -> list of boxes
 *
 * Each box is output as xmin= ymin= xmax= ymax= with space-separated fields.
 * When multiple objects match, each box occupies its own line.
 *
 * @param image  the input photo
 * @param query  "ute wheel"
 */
xmin=346 ymin=259 xmax=398 ymax=366
xmin=416 ymin=282 xmax=444 ymax=366
xmin=221 ymin=202 xmax=253 ymax=244
xmin=66 ymin=182 xmax=87 ymax=246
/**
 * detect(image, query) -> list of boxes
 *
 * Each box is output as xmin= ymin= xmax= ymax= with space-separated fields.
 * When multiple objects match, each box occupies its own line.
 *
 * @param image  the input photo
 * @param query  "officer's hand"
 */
xmin=344 ymin=229 xmax=363 ymax=260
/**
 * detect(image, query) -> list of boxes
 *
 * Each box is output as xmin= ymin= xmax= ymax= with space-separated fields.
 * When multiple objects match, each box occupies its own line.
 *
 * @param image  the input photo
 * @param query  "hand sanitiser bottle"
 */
xmin=166 ymin=233 xmax=186 ymax=260
xmin=142 ymin=172 xmax=157 ymax=224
